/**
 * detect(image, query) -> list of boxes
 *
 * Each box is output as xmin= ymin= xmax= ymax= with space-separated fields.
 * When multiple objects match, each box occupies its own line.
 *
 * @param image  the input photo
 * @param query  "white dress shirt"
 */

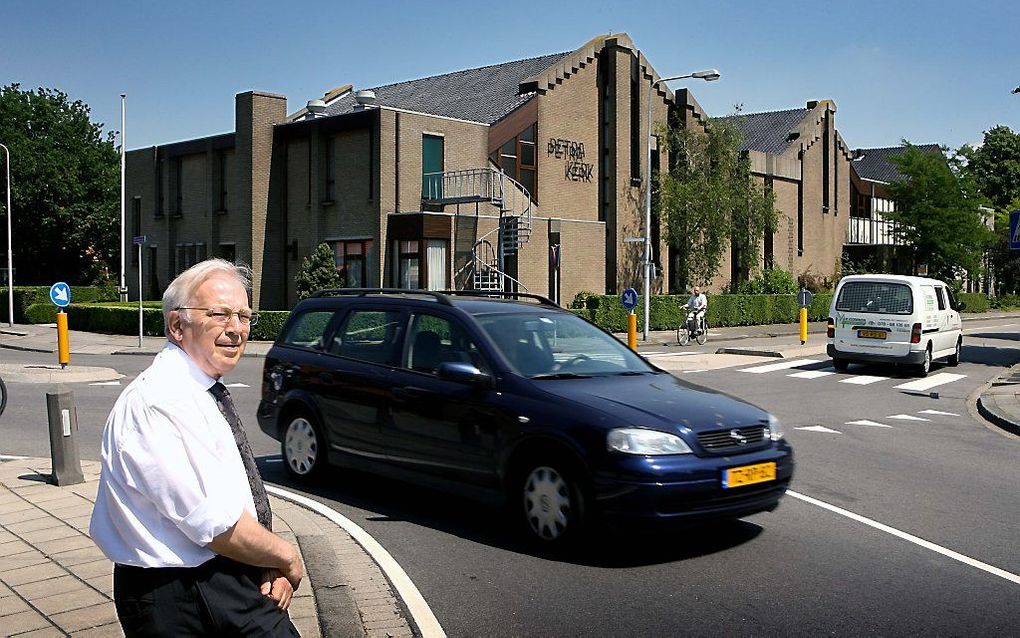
xmin=688 ymin=292 xmax=707 ymax=311
xmin=89 ymin=343 xmax=257 ymax=567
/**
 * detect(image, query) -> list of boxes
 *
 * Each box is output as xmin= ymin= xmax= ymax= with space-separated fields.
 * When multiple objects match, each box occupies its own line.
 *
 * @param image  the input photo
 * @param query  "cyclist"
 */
xmin=687 ymin=285 xmax=707 ymax=335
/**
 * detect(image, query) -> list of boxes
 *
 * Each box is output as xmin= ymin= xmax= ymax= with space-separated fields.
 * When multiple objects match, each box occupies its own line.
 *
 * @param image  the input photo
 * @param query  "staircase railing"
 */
xmin=422 ymin=167 xmax=532 ymax=252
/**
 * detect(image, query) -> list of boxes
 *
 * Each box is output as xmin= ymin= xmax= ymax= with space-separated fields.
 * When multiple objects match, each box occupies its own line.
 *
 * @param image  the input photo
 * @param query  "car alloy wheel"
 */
xmin=283 ymin=416 xmax=321 ymax=478
xmin=522 ymin=465 xmax=575 ymax=542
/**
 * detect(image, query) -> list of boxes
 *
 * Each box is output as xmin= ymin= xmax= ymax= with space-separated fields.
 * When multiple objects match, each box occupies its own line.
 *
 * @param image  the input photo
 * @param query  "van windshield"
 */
xmin=835 ymin=281 xmax=913 ymax=315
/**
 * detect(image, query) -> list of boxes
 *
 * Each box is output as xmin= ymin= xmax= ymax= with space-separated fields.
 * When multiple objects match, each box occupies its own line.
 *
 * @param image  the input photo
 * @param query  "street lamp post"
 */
xmin=119 ymin=94 xmax=127 ymax=302
xmin=1 ymin=143 xmax=12 ymax=327
xmin=642 ymin=68 xmax=720 ymax=340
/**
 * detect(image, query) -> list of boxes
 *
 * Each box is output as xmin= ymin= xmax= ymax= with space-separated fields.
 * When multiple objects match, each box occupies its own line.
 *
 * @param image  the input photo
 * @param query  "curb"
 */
xmin=715 ymin=347 xmax=784 ymax=358
xmin=976 ymin=395 xmax=1020 ymax=438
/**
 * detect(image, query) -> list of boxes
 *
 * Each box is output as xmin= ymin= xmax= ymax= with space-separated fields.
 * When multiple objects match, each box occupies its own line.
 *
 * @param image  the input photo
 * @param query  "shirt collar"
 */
xmin=161 ymin=342 xmax=219 ymax=391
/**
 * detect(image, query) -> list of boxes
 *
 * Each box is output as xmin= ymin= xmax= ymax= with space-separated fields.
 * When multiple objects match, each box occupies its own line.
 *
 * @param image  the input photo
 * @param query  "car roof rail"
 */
xmin=435 ymin=290 xmax=559 ymax=307
xmin=309 ymin=288 xmax=454 ymax=306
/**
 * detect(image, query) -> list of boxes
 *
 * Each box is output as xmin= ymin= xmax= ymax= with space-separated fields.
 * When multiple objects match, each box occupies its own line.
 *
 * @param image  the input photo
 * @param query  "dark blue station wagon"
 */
xmin=258 ymin=290 xmax=794 ymax=544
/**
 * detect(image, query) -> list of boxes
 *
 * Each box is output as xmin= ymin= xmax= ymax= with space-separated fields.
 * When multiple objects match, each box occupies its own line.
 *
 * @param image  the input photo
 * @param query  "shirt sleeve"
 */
xmin=112 ymin=394 xmax=245 ymax=547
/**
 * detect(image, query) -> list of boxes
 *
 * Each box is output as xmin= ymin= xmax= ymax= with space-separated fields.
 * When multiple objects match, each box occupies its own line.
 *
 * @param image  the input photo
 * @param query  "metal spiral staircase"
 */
xmin=421 ymin=167 xmax=533 ymax=292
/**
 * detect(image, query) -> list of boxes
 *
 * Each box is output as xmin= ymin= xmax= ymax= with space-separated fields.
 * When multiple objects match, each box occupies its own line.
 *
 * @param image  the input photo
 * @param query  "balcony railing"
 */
xmin=847 ymin=217 xmax=901 ymax=246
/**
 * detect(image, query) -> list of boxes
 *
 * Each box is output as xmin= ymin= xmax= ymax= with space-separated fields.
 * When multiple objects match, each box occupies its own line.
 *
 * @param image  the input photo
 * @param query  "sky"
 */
xmin=3 ymin=0 xmax=1019 ymax=152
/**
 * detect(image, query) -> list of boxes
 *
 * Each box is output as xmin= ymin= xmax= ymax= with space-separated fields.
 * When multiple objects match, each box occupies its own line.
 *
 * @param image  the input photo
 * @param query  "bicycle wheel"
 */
xmin=0 ymin=376 xmax=6 ymax=418
xmin=696 ymin=321 xmax=708 ymax=346
xmin=677 ymin=325 xmax=690 ymax=346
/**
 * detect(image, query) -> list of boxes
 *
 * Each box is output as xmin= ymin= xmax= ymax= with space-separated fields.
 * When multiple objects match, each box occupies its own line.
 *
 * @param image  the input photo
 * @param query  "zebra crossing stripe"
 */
xmin=846 ymin=420 xmax=893 ymax=428
xmin=739 ymin=359 xmax=822 ymax=374
xmin=918 ymin=409 xmax=960 ymax=417
xmin=887 ymin=414 xmax=931 ymax=421
xmin=796 ymin=425 xmax=842 ymax=434
xmin=893 ymin=373 xmax=966 ymax=392
xmin=838 ymin=375 xmax=888 ymax=385
xmin=788 ymin=369 xmax=835 ymax=379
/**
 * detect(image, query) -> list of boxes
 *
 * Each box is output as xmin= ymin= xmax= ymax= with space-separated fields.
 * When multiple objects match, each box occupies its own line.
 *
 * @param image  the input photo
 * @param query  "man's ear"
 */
xmin=168 ymin=310 xmax=185 ymax=342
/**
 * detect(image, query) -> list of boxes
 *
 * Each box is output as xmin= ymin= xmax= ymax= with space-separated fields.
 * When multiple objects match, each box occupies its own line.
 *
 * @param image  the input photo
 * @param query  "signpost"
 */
xmin=798 ymin=289 xmax=814 ymax=345
xmin=49 ymin=282 xmax=71 ymax=368
xmin=621 ymin=287 xmax=638 ymax=351
xmin=133 ymin=235 xmax=147 ymax=347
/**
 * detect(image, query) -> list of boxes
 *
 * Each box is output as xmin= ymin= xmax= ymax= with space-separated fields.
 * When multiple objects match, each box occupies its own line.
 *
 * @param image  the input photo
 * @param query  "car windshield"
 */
xmin=476 ymin=311 xmax=656 ymax=378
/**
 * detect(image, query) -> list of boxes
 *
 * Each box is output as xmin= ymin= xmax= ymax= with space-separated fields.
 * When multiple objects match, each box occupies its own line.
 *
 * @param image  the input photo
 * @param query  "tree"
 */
xmin=658 ymin=114 xmax=778 ymax=292
xmin=885 ymin=143 xmax=991 ymax=283
xmin=0 ymin=84 xmax=120 ymax=285
xmin=958 ymin=126 xmax=1020 ymax=210
xmin=295 ymin=243 xmax=344 ymax=300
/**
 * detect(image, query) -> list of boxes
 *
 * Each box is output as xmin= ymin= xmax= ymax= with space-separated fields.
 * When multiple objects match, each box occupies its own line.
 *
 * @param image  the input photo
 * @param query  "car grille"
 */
xmin=697 ymin=425 xmax=768 ymax=452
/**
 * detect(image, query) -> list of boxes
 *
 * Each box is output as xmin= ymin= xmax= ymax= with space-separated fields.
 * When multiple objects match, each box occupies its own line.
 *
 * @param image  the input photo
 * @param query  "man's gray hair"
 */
xmin=162 ymin=259 xmax=253 ymax=340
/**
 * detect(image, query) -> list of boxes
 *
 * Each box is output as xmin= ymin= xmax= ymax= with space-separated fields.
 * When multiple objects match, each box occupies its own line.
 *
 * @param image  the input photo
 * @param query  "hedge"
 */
xmin=0 ymin=285 xmax=118 ymax=323
xmin=957 ymin=293 xmax=990 ymax=313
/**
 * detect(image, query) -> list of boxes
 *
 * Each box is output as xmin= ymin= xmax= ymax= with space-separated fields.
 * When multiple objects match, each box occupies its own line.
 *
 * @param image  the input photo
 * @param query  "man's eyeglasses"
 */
xmin=175 ymin=306 xmax=260 ymax=327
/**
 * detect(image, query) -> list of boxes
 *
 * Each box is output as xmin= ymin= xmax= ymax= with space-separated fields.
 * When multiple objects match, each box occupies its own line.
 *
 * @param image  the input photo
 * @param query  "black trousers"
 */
xmin=113 ymin=556 xmax=300 ymax=637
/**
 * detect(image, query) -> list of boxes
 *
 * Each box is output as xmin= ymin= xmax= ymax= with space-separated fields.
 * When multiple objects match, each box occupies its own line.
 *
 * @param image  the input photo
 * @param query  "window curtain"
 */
xmin=426 ymin=240 xmax=448 ymax=290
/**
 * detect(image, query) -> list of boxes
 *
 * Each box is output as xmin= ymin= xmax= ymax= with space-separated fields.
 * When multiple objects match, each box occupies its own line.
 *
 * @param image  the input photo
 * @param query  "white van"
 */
xmin=827 ymin=274 xmax=964 ymax=377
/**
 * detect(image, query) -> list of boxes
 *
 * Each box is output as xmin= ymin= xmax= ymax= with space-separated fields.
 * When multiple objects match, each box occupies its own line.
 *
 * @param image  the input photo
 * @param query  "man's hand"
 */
xmin=282 ymin=548 xmax=304 ymax=591
xmin=261 ymin=568 xmax=294 ymax=611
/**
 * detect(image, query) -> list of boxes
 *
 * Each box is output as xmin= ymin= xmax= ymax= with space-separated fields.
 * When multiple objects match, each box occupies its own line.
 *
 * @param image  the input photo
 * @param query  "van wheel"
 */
xmin=832 ymin=358 xmax=849 ymax=372
xmin=948 ymin=339 xmax=961 ymax=367
xmin=916 ymin=348 xmax=932 ymax=378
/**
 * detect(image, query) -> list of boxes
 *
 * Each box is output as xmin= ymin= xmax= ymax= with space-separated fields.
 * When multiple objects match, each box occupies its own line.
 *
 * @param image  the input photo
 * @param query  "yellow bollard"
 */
xmin=57 ymin=311 xmax=70 ymax=368
xmin=799 ymin=307 xmax=808 ymax=345
xmin=628 ymin=313 xmax=638 ymax=351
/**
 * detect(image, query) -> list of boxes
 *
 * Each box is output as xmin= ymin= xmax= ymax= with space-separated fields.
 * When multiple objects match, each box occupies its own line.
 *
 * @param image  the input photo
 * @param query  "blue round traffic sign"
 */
xmin=621 ymin=287 xmax=638 ymax=310
xmin=49 ymin=282 xmax=71 ymax=308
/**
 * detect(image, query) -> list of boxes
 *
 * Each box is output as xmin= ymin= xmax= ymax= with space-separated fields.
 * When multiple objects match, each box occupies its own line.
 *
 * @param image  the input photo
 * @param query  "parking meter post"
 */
xmin=46 ymin=387 xmax=84 ymax=486
xmin=56 ymin=311 xmax=70 ymax=369
xmin=628 ymin=312 xmax=638 ymax=351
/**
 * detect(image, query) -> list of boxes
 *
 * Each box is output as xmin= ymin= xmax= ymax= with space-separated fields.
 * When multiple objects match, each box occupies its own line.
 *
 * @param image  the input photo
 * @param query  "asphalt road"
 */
xmin=2 ymin=316 xmax=1019 ymax=634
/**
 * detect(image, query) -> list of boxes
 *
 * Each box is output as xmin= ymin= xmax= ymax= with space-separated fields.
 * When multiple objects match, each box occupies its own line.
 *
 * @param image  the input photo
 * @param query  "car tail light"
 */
xmin=826 ymin=317 xmax=835 ymax=338
xmin=911 ymin=322 xmax=922 ymax=344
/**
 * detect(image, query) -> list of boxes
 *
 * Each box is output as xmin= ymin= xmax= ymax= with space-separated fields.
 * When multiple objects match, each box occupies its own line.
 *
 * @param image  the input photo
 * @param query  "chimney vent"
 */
xmin=354 ymin=90 xmax=377 ymax=109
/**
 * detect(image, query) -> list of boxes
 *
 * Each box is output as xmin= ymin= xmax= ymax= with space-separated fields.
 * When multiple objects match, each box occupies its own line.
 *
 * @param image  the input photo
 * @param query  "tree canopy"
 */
xmin=0 ymin=84 xmax=121 ymax=285
xmin=958 ymin=126 xmax=1020 ymax=210
xmin=658 ymin=114 xmax=778 ymax=292
xmin=885 ymin=143 xmax=991 ymax=282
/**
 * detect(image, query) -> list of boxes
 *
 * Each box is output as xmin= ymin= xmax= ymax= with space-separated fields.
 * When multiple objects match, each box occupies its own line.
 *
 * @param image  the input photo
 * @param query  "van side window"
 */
xmin=935 ymin=288 xmax=947 ymax=311
xmin=946 ymin=288 xmax=959 ymax=311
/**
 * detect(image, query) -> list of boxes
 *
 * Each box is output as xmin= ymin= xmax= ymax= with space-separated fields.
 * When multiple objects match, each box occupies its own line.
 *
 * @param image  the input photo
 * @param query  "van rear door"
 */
xmin=832 ymin=280 xmax=915 ymax=357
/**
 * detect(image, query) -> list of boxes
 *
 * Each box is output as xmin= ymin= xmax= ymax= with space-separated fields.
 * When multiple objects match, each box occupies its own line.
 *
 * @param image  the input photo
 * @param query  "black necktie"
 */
xmin=209 ymin=382 xmax=272 ymax=530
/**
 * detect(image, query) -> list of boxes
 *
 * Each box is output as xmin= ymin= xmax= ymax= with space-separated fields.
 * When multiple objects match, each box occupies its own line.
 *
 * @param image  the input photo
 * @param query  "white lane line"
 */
xmin=0 ymin=454 xmax=30 ymax=461
xmin=894 ymin=373 xmax=967 ymax=392
xmin=796 ymin=425 xmax=842 ymax=434
xmin=739 ymin=359 xmax=822 ymax=374
xmin=266 ymin=484 xmax=446 ymax=637
xmin=788 ymin=490 xmax=1020 ymax=586
xmin=683 ymin=369 xmax=708 ymax=374
xmin=918 ymin=409 xmax=960 ymax=417
xmin=226 ymin=382 xmax=250 ymax=388
xmin=963 ymin=323 xmax=1017 ymax=333
xmin=788 ymin=369 xmax=835 ymax=379
xmin=846 ymin=420 xmax=893 ymax=428
xmin=839 ymin=375 xmax=888 ymax=385
xmin=643 ymin=352 xmax=698 ymax=358
xmin=89 ymin=381 xmax=121 ymax=386
xmin=887 ymin=414 xmax=931 ymax=422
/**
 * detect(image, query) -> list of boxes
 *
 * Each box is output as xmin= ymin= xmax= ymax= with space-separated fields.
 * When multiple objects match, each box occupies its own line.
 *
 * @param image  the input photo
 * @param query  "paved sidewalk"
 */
xmin=976 ymin=363 xmax=1020 ymax=439
xmin=0 ymin=458 xmax=415 ymax=637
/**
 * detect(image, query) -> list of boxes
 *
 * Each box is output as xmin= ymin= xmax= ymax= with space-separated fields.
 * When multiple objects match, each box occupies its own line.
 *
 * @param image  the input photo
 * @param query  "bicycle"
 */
xmin=676 ymin=305 xmax=709 ymax=346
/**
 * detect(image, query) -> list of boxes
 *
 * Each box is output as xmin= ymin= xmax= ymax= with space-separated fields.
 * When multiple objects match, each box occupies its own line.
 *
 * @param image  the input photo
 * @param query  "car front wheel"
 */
xmin=519 ymin=461 xmax=587 ymax=545
xmin=282 ymin=412 xmax=325 ymax=479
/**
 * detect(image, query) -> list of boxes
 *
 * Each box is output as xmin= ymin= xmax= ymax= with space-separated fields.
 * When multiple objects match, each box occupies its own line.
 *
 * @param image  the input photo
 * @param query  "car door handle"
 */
xmin=392 ymin=386 xmax=427 ymax=402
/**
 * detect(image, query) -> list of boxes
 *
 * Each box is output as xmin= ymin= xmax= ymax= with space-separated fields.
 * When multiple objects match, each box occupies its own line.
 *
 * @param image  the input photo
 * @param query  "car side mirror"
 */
xmin=436 ymin=362 xmax=492 ymax=388
xmin=955 ymin=301 xmax=966 ymax=311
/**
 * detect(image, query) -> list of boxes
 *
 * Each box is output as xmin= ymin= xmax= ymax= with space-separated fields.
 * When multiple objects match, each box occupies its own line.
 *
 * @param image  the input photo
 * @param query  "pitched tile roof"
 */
xmin=851 ymin=144 xmax=944 ymax=183
xmin=723 ymin=108 xmax=809 ymax=155
xmin=321 ymin=52 xmax=570 ymax=125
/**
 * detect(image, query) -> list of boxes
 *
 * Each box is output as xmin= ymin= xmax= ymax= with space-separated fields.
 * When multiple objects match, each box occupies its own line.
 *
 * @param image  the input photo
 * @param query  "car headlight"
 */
xmin=767 ymin=414 xmax=784 ymax=441
xmin=607 ymin=428 xmax=693 ymax=455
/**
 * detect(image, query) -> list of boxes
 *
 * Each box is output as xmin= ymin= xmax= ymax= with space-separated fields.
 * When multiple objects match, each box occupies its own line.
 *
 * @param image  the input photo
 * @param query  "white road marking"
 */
xmin=886 ymin=414 xmax=931 ymax=421
xmin=846 ymin=420 xmax=893 ymax=428
xmin=839 ymin=375 xmax=888 ymax=385
xmin=788 ymin=369 xmax=835 ymax=379
xmin=683 ymin=369 xmax=708 ymax=374
xmin=963 ymin=323 xmax=1017 ymax=333
xmin=739 ymin=359 xmax=822 ymax=374
xmin=643 ymin=352 xmax=697 ymax=358
xmin=263 ymin=458 xmax=282 ymax=463
xmin=788 ymin=490 xmax=1020 ymax=586
xmin=893 ymin=373 xmax=966 ymax=392
xmin=89 ymin=381 xmax=121 ymax=386
xmin=266 ymin=484 xmax=446 ymax=637
xmin=225 ymin=382 xmax=250 ymax=388
xmin=918 ymin=409 xmax=960 ymax=417
xmin=796 ymin=425 xmax=842 ymax=434
xmin=0 ymin=454 xmax=29 ymax=461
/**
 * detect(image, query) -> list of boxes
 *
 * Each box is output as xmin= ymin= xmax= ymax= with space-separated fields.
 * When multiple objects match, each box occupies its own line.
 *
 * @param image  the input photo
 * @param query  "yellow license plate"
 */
xmin=858 ymin=329 xmax=887 ymax=340
xmin=723 ymin=462 xmax=776 ymax=488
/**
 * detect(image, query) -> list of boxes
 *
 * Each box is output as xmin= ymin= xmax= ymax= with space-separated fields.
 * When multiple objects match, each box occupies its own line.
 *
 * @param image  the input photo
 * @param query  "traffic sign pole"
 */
xmin=138 ymin=241 xmax=143 ymax=347
xmin=57 ymin=311 xmax=70 ymax=368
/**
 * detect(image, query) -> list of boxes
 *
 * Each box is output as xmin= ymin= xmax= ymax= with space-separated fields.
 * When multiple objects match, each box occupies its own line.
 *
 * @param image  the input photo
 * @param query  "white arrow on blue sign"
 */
xmin=1010 ymin=210 xmax=1020 ymax=251
xmin=621 ymin=287 xmax=638 ymax=310
xmin=49 ymin=282 xmax=71 ymax=308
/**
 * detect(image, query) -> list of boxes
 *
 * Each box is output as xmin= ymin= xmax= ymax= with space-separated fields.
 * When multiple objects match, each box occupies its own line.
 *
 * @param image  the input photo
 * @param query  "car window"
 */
xmin=279 ymin=310 xmax=337 ymax=350
xmin=946 ymin=287 xmax=959 ymax=311
xmin=477 ymin=311 xmax=655 ymax=377
xmin=935 ymin=287 xmax=947 ymax=311
xmin=835 ymin=282 xmax=913 ymax=315
xmin=404 ymin=313 xmax=491 ymax=375
xmin=330 ymin=309 xmax=403 ymax=366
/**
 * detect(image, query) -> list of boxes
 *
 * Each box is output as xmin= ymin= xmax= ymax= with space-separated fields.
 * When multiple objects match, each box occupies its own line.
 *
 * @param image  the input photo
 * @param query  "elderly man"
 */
xmin=687 ymin=285 xmax=708 ymax=333
xmin=90 ymin=259 xmax=303 ymax=636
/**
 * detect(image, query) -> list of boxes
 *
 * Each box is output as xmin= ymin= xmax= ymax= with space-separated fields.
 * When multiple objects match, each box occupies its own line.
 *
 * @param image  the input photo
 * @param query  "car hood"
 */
xmin=534 ymin=373 xmax=768 ymax=433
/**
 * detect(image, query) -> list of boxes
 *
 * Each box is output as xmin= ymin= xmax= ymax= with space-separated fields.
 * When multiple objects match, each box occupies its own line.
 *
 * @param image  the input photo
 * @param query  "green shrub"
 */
xmin=0 ymin=286 xmax=118 ymax=323
xmin=569 ymin=290 xmax=599 ymax=310
xmin=250 ymin=311 xmax=290 ymax=342
xmin=295 ymin=243 xmax=344 ymax=300
xmin=732 ymin=268 xmax=799 ymax=295
xmin=991 ymin=294 xmax=1020 ymax=310
xmin=24 ymin=303 xmax=59 ymax=324
xmin=956 ymin=293 xmax=990 ymax=313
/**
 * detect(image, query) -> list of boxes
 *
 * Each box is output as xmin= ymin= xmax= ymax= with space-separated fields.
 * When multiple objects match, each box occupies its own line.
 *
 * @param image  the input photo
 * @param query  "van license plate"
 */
xmin=858 ymin=329 xmax=887 ymax=339
xmin=723 ymin=462 xmax=776 ymax=488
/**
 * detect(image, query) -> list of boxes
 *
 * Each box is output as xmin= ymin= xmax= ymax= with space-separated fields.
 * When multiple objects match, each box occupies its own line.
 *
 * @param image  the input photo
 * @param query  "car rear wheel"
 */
xmin=282 ymin=412 xmax=325 ymax=479
xmin=916 ymin=347 xmax=932 ymax=378
xmin=948 ymin=339 xmax=961 ymax=367
xmin=832 ymin=358 xmax=849 ymax=372
xmin=518 ymin=461 xmax=587 ymax=545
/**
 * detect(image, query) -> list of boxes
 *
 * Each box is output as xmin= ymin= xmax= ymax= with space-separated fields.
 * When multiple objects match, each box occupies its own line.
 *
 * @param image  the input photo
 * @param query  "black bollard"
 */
xmin=46 ymin=387 xmax=84 ymax=486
